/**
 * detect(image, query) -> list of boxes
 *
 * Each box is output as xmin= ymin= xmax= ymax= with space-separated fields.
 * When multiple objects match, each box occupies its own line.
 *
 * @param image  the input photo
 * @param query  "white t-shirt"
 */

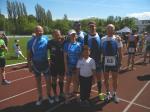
xmin=13 ymin=43 xmax=21 ymax=54
xmin=76 ymin=57 xmax=96 ymax=77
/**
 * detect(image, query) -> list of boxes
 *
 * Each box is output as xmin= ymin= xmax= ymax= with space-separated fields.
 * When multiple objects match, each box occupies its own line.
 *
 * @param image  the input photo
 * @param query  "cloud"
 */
xmin=127 ymin=12 xmax=150 ymax=20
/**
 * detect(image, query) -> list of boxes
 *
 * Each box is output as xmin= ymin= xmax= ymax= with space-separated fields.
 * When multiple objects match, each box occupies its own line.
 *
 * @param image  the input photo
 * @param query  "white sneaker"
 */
xmin=48 ymin=96 xmax=54 ymax=104
xmin=35 ymin=97 xmax=42 ymax=106
xmin=55 ymin=96 xmax=59 ymax=102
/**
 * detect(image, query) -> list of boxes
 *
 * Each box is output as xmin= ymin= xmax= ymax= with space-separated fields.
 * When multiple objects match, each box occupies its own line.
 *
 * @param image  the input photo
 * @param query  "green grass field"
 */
xmin=6 ymin=35 xmax=52 ymax=65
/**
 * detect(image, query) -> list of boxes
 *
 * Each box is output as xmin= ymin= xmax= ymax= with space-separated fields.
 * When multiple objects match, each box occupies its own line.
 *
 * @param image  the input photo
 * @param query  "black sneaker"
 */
xmin=48 ymin=96 xmax=54 ymax=104
xmin=112 ymin=94 xmax=120 ymax=103
xmin=104 ymin=92 xmax=112 ymax=102
xmin=1 ymin=79 xmax=11 ymax=85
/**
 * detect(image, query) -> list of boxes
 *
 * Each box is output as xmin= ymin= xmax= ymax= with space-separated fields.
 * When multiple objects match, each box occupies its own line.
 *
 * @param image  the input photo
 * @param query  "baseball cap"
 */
xmin=68 ymin=29 xmax=76 ymax=36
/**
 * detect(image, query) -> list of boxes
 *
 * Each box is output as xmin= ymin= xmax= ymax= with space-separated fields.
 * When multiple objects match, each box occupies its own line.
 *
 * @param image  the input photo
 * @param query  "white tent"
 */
xmin=117 ymin=27 xmax=132 ymax=33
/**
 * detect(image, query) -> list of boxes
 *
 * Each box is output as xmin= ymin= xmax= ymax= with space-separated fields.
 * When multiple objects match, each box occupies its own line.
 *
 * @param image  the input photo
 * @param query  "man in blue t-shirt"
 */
xmin=73 ymin=21 xmax=86 ymax=46
xmin=27 ymin=25 xmax=53 ymax=106
xmin=101 ymin=24 xmax=123 ymax=103
xmin=84 ymin=21 xmax=103 ymax=99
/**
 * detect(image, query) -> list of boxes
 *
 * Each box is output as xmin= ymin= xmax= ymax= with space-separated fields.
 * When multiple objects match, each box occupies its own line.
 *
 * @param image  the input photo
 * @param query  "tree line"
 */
xmin=0 ymin=0 xmax=141 ymax=35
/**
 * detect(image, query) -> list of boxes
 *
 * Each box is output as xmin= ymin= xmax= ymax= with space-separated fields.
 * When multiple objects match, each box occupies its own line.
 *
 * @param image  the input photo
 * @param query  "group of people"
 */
xmin=122 ymin=31 xmax=150 ymax=70
xmin=1 ymin=21 xmax=149 ymax=108
xmin=27 ymin=21 xmax=123 ymax=107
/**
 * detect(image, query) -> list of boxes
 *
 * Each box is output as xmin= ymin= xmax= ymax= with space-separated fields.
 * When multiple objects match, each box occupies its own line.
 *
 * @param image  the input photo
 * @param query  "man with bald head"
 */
xmin=101 ymin=24 xmax=123 ymax=103
xmin=27 ymin=25 xmax=53 ymax=106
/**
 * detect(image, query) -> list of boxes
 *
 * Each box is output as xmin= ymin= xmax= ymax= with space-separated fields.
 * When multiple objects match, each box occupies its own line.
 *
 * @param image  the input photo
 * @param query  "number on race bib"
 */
xmin=128 ymin=48 xmax=135 ymax=53
xmin=104 ymin=56 xmax=116 ymax=66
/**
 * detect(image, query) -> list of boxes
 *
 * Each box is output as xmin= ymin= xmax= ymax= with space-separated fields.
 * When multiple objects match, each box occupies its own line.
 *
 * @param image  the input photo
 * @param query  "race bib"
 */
xmin=128 ymin=48 xmax=135 ymax=53
xmin=104 ymin=56 xmax=116 ymax=66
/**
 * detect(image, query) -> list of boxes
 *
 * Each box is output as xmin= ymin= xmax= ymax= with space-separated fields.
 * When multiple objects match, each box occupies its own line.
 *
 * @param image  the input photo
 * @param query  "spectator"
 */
xmin=0 ymin=34 xmax=11 ymax=85
xmin=1 ymin=33 xmax=8 ymax=47
xmin=13 ymin=39 xmax=26 ymax=60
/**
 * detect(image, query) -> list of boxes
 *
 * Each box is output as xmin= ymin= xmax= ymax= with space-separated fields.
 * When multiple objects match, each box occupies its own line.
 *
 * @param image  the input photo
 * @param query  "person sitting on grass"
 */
xmin=13 ymin=39 xmax=26 ymax=60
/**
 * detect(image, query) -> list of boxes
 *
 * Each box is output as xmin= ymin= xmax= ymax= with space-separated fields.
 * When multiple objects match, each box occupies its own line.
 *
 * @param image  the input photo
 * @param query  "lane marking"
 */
xmin=11 ymin=75 xmax=34 ymax=83
xmin=6 ymin=68 xmax=28 ymax=75
xmin=91 ymin=89 xmax=150 ymax=110
xmin=0 ymin=84 xmax=46 ymax=103
xmin=6 ymin=62 xmax=27 ymax=67
xmin=123 ymin=81 xmax=150 ymax=112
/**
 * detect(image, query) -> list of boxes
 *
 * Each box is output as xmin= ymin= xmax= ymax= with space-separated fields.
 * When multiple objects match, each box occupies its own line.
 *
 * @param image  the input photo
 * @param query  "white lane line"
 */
xmin=120 ymin=98 xmax=150 ymax=110
xmin=0 ymin=84 xmax=46 ymax=103
xmin=11 ymin=75 xmax=34 ymax=83
xmin=6 ymin=68 xmax=28 ymax=75
xmin=6 ymin=62 xmax=27 ymax=67
xmin=91 ymin=89 xmax=150 ymax=110
xmin=123 ymin=81 xmax=150 ymax=112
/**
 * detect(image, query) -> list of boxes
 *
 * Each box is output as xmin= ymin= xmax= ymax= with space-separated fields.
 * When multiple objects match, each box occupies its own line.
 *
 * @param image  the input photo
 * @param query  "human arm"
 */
xmin=27 ymin=49 xmax=33 ymax=72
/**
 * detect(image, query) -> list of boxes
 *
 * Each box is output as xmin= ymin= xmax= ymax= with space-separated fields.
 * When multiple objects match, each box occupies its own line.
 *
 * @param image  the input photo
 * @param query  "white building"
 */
xmin=136 ymin=19 xmax=150 ymax=33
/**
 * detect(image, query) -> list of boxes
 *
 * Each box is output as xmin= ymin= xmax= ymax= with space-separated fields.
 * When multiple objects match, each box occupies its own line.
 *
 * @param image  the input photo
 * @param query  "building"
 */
xmin=136 ymin=19 xmax=150 ymax=33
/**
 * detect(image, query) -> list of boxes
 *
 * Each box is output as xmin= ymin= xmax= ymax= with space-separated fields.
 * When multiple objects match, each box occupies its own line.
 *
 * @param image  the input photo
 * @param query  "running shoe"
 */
xmin=35 ymin=97 xmax=42 ymax=106
xmin=112 ymin=94 xmax=120 ymax=103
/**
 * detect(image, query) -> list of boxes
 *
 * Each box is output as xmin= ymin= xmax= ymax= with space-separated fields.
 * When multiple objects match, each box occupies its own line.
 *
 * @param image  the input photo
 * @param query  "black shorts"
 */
xmin=50 ymin=63 xmax=65 ymax=77
xmin=103 ymin=65 xmax=119 ymax=73
xmin=0 ymin=58 xmax=6 ymax=67
xmin=102 ymin=56 xmax=119 ymax=73
xmin=146 ymin=45 xmax=150 ymax=52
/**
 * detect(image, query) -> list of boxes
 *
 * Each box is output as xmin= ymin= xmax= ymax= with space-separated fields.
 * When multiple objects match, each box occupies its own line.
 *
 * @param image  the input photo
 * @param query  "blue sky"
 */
xmin=0 ymin=0 xmax=150 ymax=20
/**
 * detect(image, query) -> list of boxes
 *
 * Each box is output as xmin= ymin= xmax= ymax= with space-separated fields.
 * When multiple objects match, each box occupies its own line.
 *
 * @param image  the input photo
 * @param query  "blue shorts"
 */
xmin=32 ymin=60 xmax=50 ymax=77
xmin=0 ymin=58 xmax=6 ymax=67
xmin=66 ymin=65 xmax=76 ymax=77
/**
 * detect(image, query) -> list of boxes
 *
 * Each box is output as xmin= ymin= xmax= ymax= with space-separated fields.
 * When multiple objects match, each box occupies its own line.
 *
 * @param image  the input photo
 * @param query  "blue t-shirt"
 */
xmin=76 ymin=31 xmax=86 ymax=46
xmin=64 ymin=41 xmax=82 ymax=67
xmin=27 ymin=35 xmax=48 ymax=62
xmin=86 ymin=33 xmax=101 ymax=63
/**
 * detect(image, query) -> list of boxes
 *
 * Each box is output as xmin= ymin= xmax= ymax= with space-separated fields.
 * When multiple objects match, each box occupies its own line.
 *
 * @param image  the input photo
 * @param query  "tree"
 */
xmin=63 ymin=14 xmax=68 ymax=20
xmin=0 ymin=13 xmax=5 ymax=31
xmin=146 ymin=25 xmax=150 ymax=33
